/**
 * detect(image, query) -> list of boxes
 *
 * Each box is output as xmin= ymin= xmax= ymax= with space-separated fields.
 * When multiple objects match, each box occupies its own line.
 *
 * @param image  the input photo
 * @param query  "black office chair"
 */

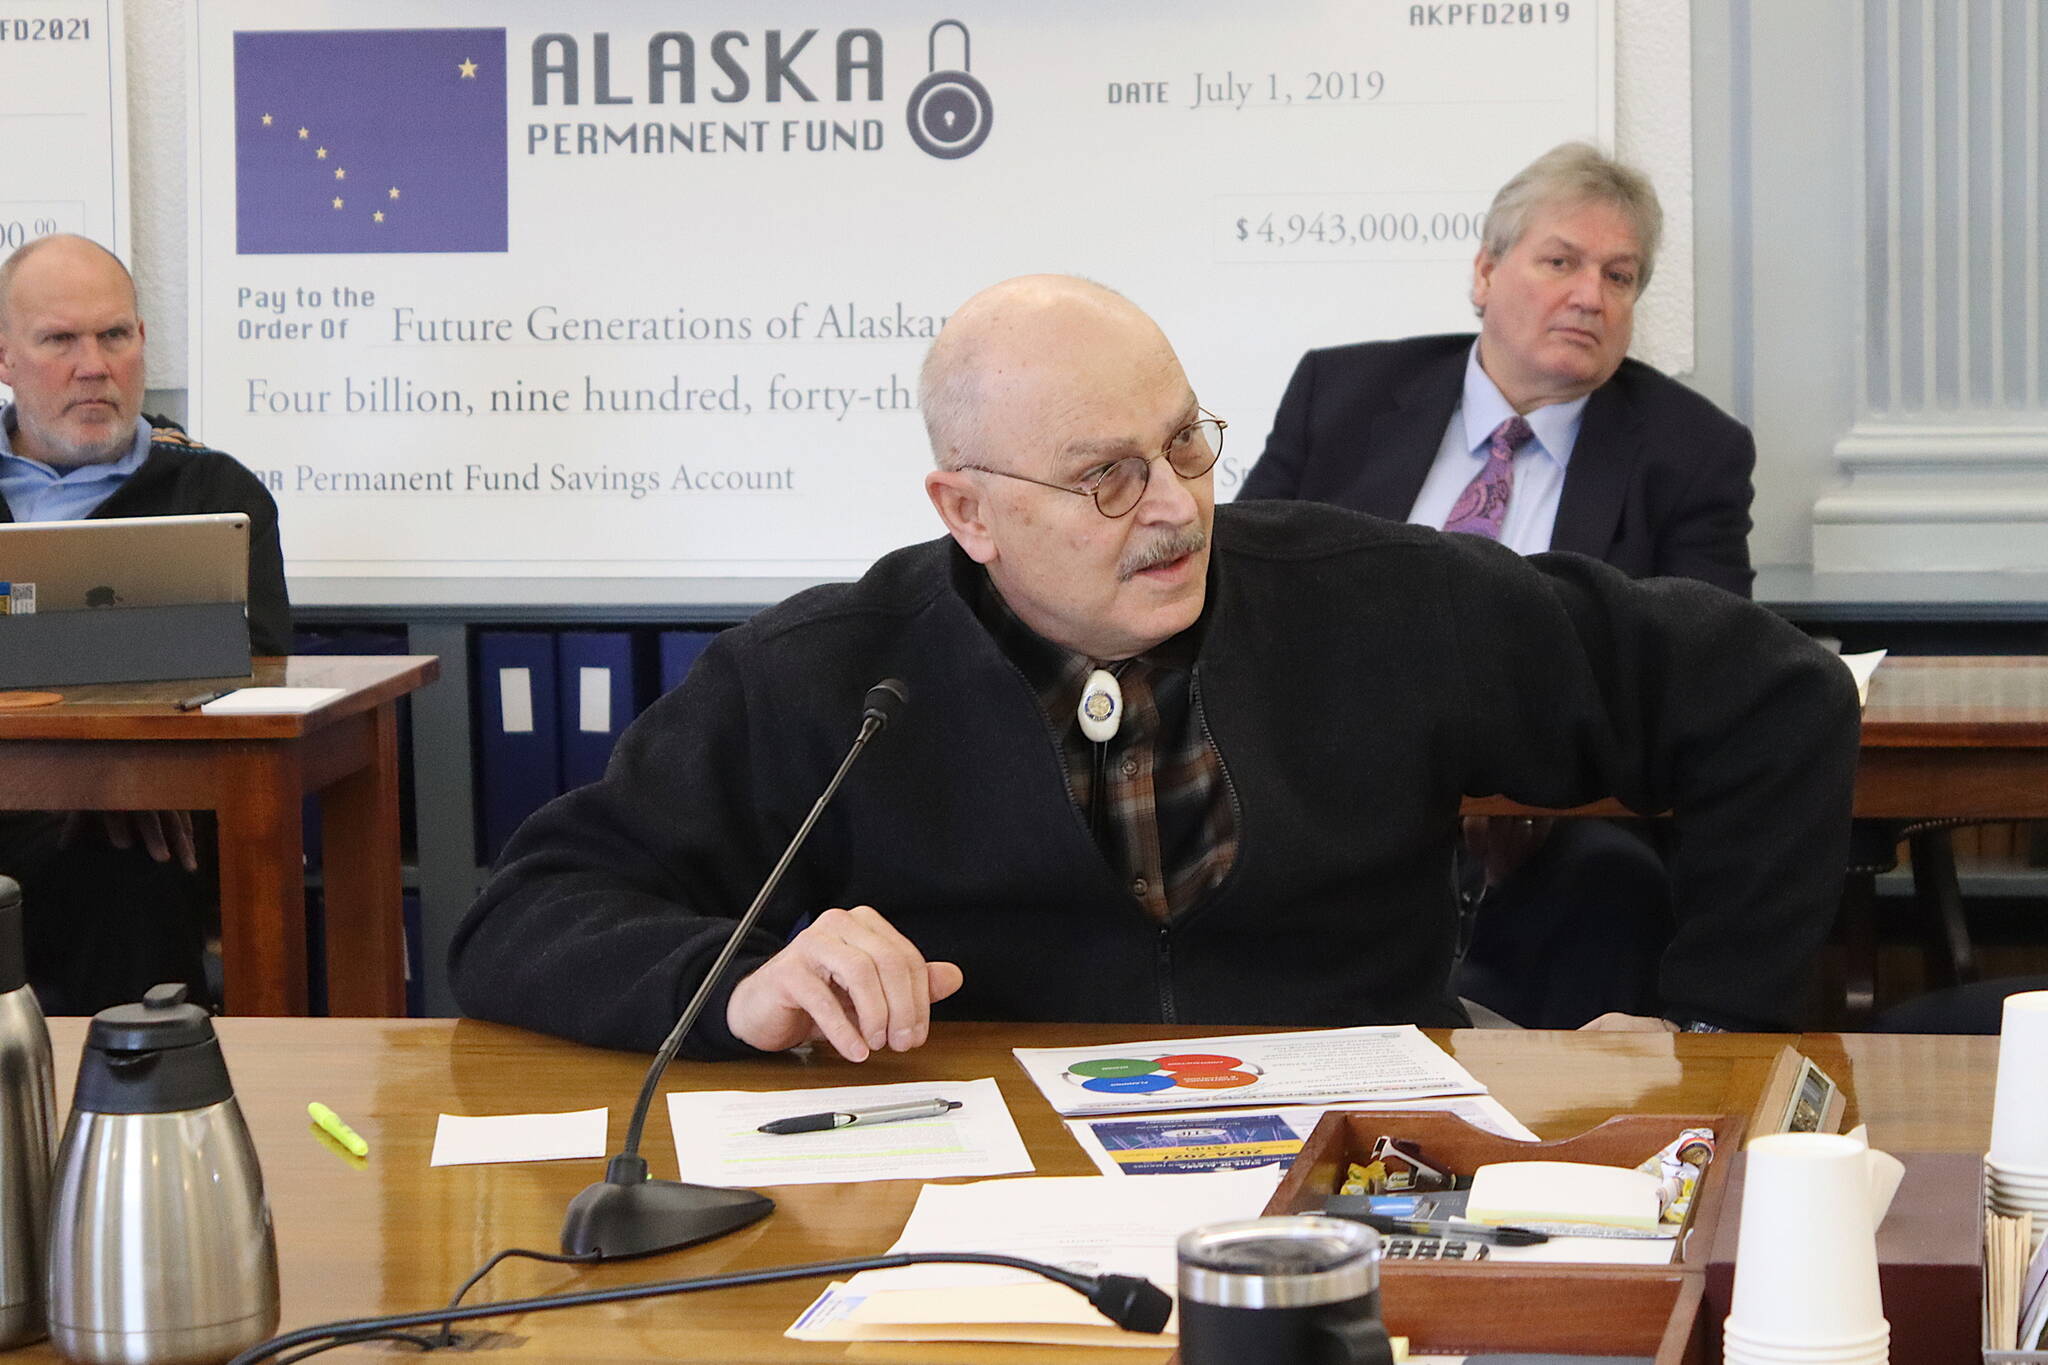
xmin=1874 ymin=973 xmax=2048 ymax=1034
xmin=1837 ymin=819 xmax=1982 ymax=1028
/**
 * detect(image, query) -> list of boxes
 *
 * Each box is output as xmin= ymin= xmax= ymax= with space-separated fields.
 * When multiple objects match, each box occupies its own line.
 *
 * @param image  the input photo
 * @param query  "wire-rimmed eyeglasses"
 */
xmin=958 ymin=411 xmax=1227 ymax=519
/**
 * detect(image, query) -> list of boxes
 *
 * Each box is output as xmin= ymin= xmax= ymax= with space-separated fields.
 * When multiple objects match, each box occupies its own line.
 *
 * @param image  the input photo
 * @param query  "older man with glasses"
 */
xmin=451 ymin=274 xmax=1857 ymax=1060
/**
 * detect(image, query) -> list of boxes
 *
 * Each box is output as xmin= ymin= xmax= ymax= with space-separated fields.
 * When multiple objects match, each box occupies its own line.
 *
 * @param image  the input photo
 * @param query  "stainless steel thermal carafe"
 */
xmin=0 ymin=876 xmax=57 ymax=1348
xmin=47 ymin=982 xmax=279 ymax=1365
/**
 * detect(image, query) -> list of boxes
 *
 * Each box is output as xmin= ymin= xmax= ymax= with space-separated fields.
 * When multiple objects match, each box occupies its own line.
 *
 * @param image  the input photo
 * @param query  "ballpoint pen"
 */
xmin=1321 ymin=1196 xmax=1550 ymax=1247
xmin=758 ymin=1097 xmax=961 ymax=1135
xmin=174 ymin=688 xmax=234 ymax=711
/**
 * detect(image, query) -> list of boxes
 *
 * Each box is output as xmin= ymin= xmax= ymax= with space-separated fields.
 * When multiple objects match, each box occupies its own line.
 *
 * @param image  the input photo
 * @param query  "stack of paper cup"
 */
xmin=1723 ymin=1133 xmax=1889 ymax=1364
xmin=1988 ymin=991 xmax=2048 ymax=1249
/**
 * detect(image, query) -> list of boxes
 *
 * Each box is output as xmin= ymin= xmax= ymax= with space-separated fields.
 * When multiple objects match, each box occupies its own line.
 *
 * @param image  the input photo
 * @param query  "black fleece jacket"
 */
xmin=0 ymin=416 xmax=290 ymax=654
xmin=451 ymin=501 xmax=1860 ymax=1054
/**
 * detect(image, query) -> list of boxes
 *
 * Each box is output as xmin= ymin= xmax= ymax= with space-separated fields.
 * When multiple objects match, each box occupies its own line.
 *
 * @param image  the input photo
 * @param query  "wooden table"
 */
xmin=0 ymin=656 xmax=437 ymax=1016
xmin=1466 ymin=654 xmax=2048 ymax=819
xmin=11 ymin=1018 xmax=1990 ymax=1365
xmin=1853 ymin=654 xmax=2048 ymax=818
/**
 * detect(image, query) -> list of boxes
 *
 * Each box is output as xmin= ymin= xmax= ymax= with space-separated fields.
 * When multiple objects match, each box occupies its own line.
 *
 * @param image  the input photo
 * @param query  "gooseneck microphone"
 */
xmin=560 ymin=678 xmax=911 ymax=1261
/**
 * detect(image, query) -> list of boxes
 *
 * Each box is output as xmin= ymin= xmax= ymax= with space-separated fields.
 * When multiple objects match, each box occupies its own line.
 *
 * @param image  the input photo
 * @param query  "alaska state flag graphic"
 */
xmin=234 ymin=28 xmax=508 ymax=255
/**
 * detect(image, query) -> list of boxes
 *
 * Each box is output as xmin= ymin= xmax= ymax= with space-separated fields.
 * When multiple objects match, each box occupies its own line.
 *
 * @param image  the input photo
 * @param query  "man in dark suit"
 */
xmin=1240 ymin=143 xmax=1759 ymax=1030
xmin=1242 ymin=332 xmax=1754 ymax=593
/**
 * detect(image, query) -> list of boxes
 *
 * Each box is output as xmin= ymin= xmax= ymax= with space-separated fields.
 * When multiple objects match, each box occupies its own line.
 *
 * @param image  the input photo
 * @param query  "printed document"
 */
xmin=787 ymin=1170 xmax=1276 ymax=1346
xmin=1066 ymin=1095 xmax=1537 ymax=1177
xmin=1014 ymin=1024 xmax=1485 ymax=1117
xmin=667 ymin=1076 xmax=1030 ymax=1186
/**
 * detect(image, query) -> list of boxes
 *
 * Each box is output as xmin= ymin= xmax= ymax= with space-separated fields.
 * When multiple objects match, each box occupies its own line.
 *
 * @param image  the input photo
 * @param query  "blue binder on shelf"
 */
xmin=657 ymin=629 xmax=718 ymax=694
xmin=556 ymin=631 xmax=637 ymax=791
xmin=476 ymin=631 xmax=561 ymax=863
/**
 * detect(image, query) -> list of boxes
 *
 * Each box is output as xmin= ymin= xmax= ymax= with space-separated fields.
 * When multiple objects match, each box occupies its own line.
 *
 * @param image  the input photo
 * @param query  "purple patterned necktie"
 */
xmin=1441 ymin=415 xmax=1534 ymax=540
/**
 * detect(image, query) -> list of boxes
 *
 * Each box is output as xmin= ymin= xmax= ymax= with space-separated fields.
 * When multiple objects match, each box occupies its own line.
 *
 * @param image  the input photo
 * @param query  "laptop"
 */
xmin=0 ymin=512 xmax=249 ymax=614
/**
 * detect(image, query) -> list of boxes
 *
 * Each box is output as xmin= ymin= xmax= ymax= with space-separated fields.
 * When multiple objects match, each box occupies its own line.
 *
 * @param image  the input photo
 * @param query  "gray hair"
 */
xmin=0 ymin=234 xmax=137 ymax=330
xmin=1478 ymin=142 xmax=1662 ymax=294
xmin=919 ymin=330 xmax=986 ymax=471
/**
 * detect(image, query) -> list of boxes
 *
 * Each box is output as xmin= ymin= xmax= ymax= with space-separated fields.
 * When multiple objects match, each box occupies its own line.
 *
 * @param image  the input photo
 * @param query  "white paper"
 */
xmin=1841 ymin=648 xmax=1887 ymax=706
xmin=0 ymin=0 xmax=128 ymax=298
xmin=199 ymin=686 xmax=346 ymax=714
xmin=497 ymin=667 xmax=534 ymax=732
xmin=788 ymin=1281 xmax=1165 ymax=1348
xmin=1066 ymin=1096 xmax=1537 ymax=1177
xmin=429 ymin=1107 xmax=607 ymax=1166
xmin=577 ymin=666 xmax=611 ymax=733
xmin=1468 ymin=1160 xmax=1663 ymax=1230
xmin=1014 ymin=1025 xmax=1486 ymax=1117
xmin=1485 ymin=1234 xmax=1675 ymax=1266
xmin=667 ymin=1077 xmax=1030 ymax=1187
xmin=840 ymin=1170 xmax=1275 ymax=1309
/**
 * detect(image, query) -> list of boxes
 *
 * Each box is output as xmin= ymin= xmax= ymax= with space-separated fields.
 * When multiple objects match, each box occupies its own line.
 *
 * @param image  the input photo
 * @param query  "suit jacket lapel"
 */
xmin=1548 ymin=381 xmax=1641 ymax=559
xmin=1349 ymin=349 xmax=1465 ymax=520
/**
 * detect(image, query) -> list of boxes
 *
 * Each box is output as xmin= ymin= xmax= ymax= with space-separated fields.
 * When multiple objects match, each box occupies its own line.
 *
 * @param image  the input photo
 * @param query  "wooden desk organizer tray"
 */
xmin=1257 ymin=1111 xmax=1744 ymax=1362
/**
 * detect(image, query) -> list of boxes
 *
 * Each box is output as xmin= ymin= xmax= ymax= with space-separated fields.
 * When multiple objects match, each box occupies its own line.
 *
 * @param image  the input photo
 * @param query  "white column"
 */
xmin=1812 ymin=0 xmax=2048 ymax=571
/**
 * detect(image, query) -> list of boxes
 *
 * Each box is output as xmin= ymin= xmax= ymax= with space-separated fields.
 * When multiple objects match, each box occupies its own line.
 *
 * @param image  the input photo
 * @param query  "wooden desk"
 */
xmin=0 ymin=656 xmax=438 ymax=1017
xmin=12 ymin=1019 xmax=1990 ymax=1365
xmin=1466 ymin=654 xmax=2048 ymax=819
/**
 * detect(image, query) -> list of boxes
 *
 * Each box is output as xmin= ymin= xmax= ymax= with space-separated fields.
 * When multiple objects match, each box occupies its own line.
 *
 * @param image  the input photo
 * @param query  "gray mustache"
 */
xmin=1118 ymin=525 xmax=1208 ymax=581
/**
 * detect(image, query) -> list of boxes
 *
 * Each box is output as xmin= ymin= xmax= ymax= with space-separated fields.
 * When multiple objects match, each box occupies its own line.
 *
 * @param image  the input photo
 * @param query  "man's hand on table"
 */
xmin=60 ymin=810 xmax=199 ymax=873
xmin=726 ymin=905 xmax=964 ymax=1061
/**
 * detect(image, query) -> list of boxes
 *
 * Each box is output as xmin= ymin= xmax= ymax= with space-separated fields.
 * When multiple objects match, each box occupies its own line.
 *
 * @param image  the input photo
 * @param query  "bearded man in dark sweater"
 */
xmin=452 ymin=275 xmax=1859 ymax=1059
xmin=0 ymin=234 xmax=288 ymax=1011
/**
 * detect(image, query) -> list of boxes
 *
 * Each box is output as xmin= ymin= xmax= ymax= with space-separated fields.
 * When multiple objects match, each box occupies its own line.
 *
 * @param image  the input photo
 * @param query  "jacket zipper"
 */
xmin=1151 ymin=665 xmax=1246 ymax=1025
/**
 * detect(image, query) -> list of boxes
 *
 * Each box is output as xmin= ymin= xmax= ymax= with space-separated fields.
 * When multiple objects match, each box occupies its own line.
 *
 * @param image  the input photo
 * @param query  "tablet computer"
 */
xmin=0 ymin=512 xmax=249 ymax=613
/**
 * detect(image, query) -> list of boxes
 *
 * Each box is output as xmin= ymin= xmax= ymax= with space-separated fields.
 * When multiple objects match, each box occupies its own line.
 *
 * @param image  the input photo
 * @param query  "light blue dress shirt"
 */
xmin=0 ymin=406 xmax=152 ymax=522
xmin=1403 ymin=344 xmax=1591 ymax=555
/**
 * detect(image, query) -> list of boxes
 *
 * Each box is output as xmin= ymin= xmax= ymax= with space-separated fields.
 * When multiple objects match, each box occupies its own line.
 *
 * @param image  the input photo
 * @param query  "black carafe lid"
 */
xmin=0 ymin=877 xmax=24 ymax=993
xmin=76 ymin=983 xmax=234 ymax=1115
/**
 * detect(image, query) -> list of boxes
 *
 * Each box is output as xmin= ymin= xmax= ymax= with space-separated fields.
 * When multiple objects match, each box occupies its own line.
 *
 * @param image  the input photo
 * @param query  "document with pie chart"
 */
xmin=1012 ymin=1025 xmax=1486 ymax=1117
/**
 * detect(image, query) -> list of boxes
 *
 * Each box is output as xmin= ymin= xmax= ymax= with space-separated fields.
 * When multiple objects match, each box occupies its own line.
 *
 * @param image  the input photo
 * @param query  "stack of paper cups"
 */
xmin=1988 ymin=991 xmax=2048 ymax=1250
xmin=1723 ymin=1133 xmax=1889 ymax=1364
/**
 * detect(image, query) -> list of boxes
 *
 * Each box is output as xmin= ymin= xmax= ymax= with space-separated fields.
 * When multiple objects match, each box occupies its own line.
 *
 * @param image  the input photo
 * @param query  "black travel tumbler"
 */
xmin=1177 ymin=1215 xmax=1393 ymax=1365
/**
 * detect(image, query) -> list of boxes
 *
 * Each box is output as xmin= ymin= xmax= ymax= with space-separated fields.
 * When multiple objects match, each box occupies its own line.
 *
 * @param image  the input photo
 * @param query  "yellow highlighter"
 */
xmin=308 ymin=1101 xmax=368 ymax=1157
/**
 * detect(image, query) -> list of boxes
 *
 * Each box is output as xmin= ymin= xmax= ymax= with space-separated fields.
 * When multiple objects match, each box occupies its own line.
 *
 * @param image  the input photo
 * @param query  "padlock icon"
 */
xmin=906 ymin=20 xmax=993 ymax=160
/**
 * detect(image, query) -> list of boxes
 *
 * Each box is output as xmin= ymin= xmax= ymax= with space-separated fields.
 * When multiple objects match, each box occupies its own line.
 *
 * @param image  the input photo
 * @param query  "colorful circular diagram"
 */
xmin=1169 ymin=1070 xmax=1262 ymax=1089
xmin=1068 ymin=1057 xmax=1159 ymax=1079
xmin=1060 ymin=1052 xmax=1264 ymax=1095
xmin=1078 ymin=1073 xmax=1178 ymax=1094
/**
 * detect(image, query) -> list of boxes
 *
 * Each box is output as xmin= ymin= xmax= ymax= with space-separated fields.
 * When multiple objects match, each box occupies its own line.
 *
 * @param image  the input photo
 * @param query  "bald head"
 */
xmin=919 ymin=275 xmax=1213 ymax=661
xmin=0 ymin=235 xmax=137 ymax=332
xmin=0 ymin=233 xmax=148 ymax=468
xmin=920 ymin=275 xmax=1180 ymax=472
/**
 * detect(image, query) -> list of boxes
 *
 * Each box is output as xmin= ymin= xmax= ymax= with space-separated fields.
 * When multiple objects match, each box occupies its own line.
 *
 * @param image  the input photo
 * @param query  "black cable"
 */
xmin=435 ymin=1246 xmax=601 ymax=1346
xmin=225 ymin=1250 xmax=1169 ymax=1365
xmin=272 ymin=1330 xmax=437 ymax=1364
xmin=259 ymin=1245 xmax=606 ymax=1363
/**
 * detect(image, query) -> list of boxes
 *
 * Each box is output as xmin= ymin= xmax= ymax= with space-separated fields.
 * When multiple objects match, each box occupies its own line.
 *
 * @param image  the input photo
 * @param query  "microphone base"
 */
xmin=562 ymin=1171 xmax=774 ymax=1261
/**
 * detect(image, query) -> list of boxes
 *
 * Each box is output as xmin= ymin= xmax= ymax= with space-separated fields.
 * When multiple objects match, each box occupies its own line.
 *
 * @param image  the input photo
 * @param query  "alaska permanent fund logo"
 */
xmin=232 ymin=21 xmax=990 ymax=253
xmin=527 ymin=20 xmax=992 ymax=160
